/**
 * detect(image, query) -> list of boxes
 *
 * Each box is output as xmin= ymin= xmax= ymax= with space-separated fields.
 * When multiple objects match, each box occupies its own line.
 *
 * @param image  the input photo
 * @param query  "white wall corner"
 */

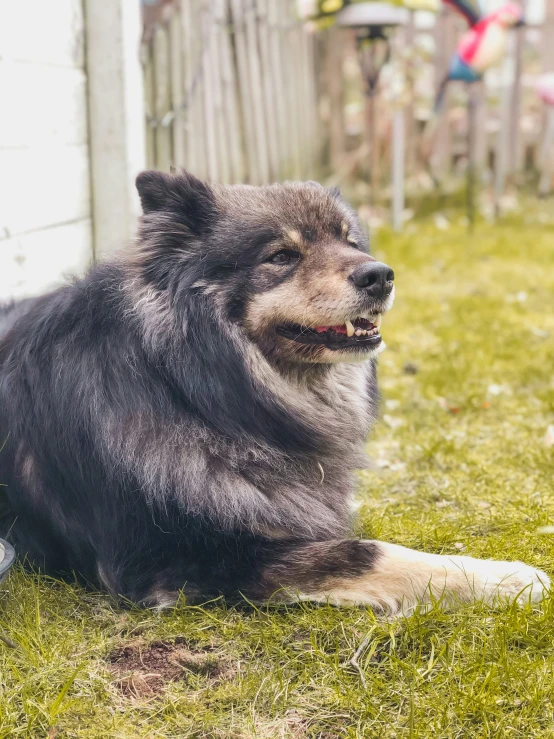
xmin=84 ymin=0 xmax=146 ymax=258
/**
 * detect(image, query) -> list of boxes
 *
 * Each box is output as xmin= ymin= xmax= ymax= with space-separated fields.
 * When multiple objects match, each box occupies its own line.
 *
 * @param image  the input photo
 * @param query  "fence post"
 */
xmin=508 ymin=0 xmax=527 ymax=177
xmin=494 ymin=35 xmax=516 ymax=214
xmin=432 ymin=9 xmax=456 ymax=178
xmin=84 ymin=0 xmax=146 ymax=257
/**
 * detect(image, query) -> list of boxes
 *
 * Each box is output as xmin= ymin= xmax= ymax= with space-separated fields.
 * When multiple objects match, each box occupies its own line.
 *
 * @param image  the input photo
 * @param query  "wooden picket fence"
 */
xmin=142 ymin=0 xmax=554 ymax=207
xmin=142 ymin=0 xmax=320 ymax=184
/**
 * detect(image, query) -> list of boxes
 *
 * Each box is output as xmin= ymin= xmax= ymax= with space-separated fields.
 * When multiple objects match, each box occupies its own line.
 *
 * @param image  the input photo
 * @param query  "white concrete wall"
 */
xmin=0 ymin=0 xmax=93 ymax=300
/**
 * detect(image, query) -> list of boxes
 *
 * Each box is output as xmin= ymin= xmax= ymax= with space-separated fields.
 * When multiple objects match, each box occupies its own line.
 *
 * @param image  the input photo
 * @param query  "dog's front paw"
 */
xmin=361 ymin=543 xmax=551 ymax=615
xmin=470 ymin=559 xmax=550 ymax=605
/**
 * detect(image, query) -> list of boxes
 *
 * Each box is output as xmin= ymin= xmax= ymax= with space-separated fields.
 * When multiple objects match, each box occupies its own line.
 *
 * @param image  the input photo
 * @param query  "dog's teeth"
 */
xmin=345 ymin=320 xmax=355 ymax=337
xmin=354 ymin=329 xmax=362 ymax=336
xmin=375 ymin=314 xmax=382 ymax=329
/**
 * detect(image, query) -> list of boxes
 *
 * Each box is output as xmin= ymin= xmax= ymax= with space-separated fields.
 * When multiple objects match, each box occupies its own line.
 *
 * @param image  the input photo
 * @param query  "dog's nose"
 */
xmin=350 ymin=262 xmax=394 ymax=297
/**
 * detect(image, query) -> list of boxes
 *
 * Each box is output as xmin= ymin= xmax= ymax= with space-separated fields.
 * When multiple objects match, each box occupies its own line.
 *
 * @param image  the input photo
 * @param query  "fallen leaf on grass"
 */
xmin=438 ymin=397 xmax=461 ymax=413
xmin=537 ymin=526 xmax=554 ymax=534
xmin=544 ymin=425 xmax=554 ymax=447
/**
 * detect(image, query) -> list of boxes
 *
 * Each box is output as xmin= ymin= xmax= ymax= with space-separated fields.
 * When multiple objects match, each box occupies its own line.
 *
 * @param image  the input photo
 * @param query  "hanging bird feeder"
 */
xmin=336 ymin=3 xmax=409 ymax=221
xmin=336 ymin=3 xmax=409 ymax=90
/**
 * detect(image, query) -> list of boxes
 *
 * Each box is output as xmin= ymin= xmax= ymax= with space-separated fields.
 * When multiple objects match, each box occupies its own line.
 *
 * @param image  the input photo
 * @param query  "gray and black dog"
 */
xmin=0 ymin=171 xmax=548 ymax=613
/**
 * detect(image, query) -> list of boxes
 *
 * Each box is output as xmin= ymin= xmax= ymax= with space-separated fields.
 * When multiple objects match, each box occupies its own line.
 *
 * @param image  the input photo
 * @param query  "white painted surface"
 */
xmin=85 ymin=0 xmax=146 ymax=257
xmin=0 ymin=145 xmax=90 ymax=236
xmin=2 ymin=221 xmax=93 ymax=300
xmin=0 ymin=62 xmax=88 ymax=149
xmin=0 ymin=0 xmax=92 ymax=300
xmin=0 ymin=0 xmax=85 ymax=66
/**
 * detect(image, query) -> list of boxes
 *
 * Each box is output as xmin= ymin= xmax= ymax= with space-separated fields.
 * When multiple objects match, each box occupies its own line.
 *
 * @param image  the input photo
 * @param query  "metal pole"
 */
xmin=368 ymin=93 xmax=379 ymax=205
xmin=392 ymin=107 xmax=405 ymax=231
xmin=467 ymin=83 xmax=478 ymax=231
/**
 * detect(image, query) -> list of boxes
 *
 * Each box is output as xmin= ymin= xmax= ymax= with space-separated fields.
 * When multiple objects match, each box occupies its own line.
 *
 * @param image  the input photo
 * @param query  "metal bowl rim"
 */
xmin=0 ymin=539 xmax=15 ymax=575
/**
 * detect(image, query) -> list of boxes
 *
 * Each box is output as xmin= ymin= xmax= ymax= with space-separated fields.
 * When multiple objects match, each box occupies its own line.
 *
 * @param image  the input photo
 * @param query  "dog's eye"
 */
xmin=268 ymin=250 xmax=300 ymax=265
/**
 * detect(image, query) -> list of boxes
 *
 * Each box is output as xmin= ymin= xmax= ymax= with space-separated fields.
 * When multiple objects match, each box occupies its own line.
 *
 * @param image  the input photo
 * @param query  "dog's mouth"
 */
xmin=276 ymin=315 xmax=382 ymax=351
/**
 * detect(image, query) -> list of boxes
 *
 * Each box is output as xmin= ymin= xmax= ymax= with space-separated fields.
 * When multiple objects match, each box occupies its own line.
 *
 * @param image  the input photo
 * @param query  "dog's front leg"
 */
xmin=253 ymin=540 xmax=550 ymax=616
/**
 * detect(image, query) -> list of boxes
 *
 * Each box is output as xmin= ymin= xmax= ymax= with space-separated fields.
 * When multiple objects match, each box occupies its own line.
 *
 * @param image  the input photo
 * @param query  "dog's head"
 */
xmin=135 ymin=170 xmax=394 ymax=365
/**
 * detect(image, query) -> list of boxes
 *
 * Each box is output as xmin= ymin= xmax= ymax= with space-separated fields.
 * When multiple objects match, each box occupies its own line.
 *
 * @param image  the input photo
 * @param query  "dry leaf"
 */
xmin=438 ymin=397 xmax=461 ymax=413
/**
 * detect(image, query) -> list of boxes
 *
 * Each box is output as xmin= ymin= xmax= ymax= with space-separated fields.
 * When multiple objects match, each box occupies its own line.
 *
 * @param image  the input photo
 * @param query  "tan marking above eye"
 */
xmin=286 ymin=229 xmax=302 ymax=246
xmin=342 ymin=222 xmax=357 ymax=245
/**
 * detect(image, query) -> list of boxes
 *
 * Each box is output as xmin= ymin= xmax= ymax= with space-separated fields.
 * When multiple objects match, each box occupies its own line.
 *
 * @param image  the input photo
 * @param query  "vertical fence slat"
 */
xmin=432 ymin=10 xmax=455 ymax=178
xmin=202 ymin=1 xmax=220 ymax=181
xmin=181 ymin=0 xmax=195 ymax=172
xmin=211 ymin=0 xmax=231 ymax=183
xmin=268 ymin=0 xmax=289 ymax=178
xmin=244 ymin=0 xmax=270 ymax=183
xmin=508 ymin=18 xmax=526 ymax=177
xmin=192 ymin=0 xmax=208 ymax=178
xmin=257 ymin=0 xmax=280 ymax=181
xmin=170 ymin=11 xmax=185 ymax=167
xmin=143 ymin=42 xmax=156 ymax=169
xmin=300 ymin=26 xmax=318 ymax=177
xmin=494 ymin=36 xmax=516 ymax=211
xmin=153 ymin=25 xmax=172 ymax=173
xmin=283 ymin=6 xmax=303 ymax=180
xmin=219 ymin=0 xmax=244 ymax=182
xmin=326 ymin=27 xmax=346 ymax=176
xmin=229 ymin=0 xmax=259 ymax=182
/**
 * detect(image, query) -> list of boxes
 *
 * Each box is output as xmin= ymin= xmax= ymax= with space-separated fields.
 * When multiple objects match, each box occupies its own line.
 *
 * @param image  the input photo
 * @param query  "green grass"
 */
xmin=2 ymin=205 xmax=554 ymax=738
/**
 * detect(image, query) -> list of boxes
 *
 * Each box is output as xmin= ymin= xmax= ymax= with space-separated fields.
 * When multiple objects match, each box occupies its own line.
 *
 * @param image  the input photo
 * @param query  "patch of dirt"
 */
xmin=108 ymin=637 xmax=232 ymax=699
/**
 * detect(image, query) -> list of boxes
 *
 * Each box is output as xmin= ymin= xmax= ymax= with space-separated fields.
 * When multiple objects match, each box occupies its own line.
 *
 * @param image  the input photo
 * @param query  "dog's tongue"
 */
xmin=315 ymin=325 xmax=347 ymax=334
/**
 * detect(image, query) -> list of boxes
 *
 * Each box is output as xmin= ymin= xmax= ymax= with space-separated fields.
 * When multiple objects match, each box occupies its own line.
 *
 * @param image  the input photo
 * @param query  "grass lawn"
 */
xmin=1 ymin=206 xmax=554 ymax=738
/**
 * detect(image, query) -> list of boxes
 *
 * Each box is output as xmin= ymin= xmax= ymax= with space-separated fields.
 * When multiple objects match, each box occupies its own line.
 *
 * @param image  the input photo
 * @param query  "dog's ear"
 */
xmin=136 ymin=170 xmax=177 ymax=213
xmin=136 ymin=169 xmax=216 ymax=232
xmin=328 ymin=185 xmax=341 ymax=199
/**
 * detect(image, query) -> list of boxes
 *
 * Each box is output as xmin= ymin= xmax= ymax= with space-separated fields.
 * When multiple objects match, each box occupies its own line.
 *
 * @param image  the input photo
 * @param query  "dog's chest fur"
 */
xmin=101 ymin=358 xmax=377 ymax=541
